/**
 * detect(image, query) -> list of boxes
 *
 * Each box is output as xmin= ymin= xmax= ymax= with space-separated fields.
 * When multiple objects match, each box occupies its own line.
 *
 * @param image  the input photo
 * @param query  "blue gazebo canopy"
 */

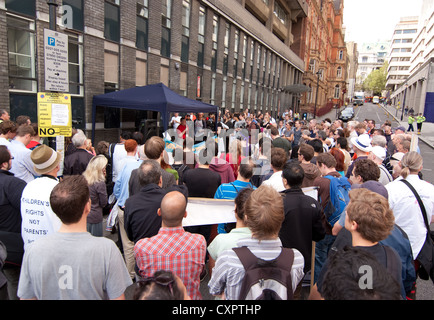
xmin=91 ymin=82 xmax=219 ymax=141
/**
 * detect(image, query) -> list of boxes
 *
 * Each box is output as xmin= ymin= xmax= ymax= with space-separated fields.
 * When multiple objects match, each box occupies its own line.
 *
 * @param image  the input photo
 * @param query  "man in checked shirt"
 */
xmin=134 ymin=191 xmax=207 ymax=300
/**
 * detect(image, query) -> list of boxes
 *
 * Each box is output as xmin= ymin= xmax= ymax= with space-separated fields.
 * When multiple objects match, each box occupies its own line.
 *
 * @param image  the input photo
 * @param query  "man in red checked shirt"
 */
xmin=134 ymin=191 xmax=207 ymax=300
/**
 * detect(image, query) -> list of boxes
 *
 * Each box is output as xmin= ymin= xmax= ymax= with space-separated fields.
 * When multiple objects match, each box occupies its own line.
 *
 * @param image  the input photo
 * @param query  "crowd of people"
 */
xmin=0 ymin=106 xmax=433 ymax=301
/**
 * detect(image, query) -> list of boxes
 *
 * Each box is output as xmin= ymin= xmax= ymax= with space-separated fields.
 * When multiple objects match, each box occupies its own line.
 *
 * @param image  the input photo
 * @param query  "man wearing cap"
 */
xmin=345 ymin=133 xmax=372 ymax=179
xmin=20 ymin=144 xmax=62 ymax=250
xmin=370 ymin=146 xmax=393 ymax=185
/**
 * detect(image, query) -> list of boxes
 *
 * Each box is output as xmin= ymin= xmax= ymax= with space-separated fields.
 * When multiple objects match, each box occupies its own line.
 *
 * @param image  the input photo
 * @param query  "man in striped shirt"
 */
xmin=208 ymin=185 xmax=305 ymax=300
xmin=134 ymin=191 xmax=207 ymax=300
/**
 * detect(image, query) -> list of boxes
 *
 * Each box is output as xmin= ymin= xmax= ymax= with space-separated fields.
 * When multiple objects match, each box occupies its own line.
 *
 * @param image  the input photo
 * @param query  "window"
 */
xmin=233 ymin=29 xmax=239 ymax=76
xmin=7 ymin=16 xmax=37 ymax=92
xmin=211 ymin=73 xmax=216 ymax=104
xmin=403 ymin=29 xmax=417 ymax=34
xmin=181 ymin=0 xmax=190 ymax=63
xmin=197 ymin=6 xmax=206 ymax=68
xmin=334 ymin=85 xmax=340 ymax=99
xmin=221 ymin=76 xmax=227 ymax=108
xmin=223 ymin=23 xmax=230 ymax=75
xmin=336 ymin=66 xmax=342 ymax=78
xmin=6 ymin=0 xmax=35 ymax=17
xmin=104 ymin=0 xmax=120 ymax=42
xmin=211 ymin=15 xmax=219 ymax=72
xmin=68 ymin=34 xmax=84 ymax=95
xmin=339 ymin=50 xmax=344 ymax=60
xmin=180 ymin=69 xmax=187 ymax=96
xmin=401 ymin=38 xmax=412 ymax=43
xmin=257 ymin=45 xmax=261 ymax=83
xmin=273 ymin=1 xmax=287 ymax=25
xmin=136 ymin=1 xmax=149 ymax=51
xmin=62 ymin=0 xmax=84 ymax=31
xmin=309 ymin=59 xmax=316 ymax=72
xmin=362 ymin=56 xmax=368 ymax=63
xmin=242 ymin=35 xmax=247 ymax=79
xmin=250 ymin=40 xmax=254 ymax=82
xmin=161 ymin=0 xmax=172 ymax=58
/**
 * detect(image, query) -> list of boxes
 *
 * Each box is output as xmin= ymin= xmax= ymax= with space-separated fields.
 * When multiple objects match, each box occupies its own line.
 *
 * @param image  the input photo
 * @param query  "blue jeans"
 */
xmin=314 ymin=234 xmax=336 ymax=284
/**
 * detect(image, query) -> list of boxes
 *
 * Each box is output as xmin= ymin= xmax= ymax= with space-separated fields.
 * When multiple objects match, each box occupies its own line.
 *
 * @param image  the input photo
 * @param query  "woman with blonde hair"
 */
xmin=82 ymin=154 xmax=108 ymax=236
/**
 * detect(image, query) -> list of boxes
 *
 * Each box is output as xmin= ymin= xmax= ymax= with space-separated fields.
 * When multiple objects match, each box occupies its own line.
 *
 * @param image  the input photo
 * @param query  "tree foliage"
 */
xmin=362 ymin=62 xmax=388 ymax=95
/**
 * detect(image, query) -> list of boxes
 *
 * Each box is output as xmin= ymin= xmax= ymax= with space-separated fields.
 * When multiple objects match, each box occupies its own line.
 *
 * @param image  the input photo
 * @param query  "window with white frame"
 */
xmin=7 ymin=15 xmax=37 ymax=92
xmin=334 ymin=85 xmax=340 ymax=99
xmin=336 ymin=66 xmax=342 ymax=78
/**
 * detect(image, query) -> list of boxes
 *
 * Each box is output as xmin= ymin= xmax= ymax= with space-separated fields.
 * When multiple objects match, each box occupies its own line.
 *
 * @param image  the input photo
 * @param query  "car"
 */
xmin=338 ymin=109 xmax=354 ymax=122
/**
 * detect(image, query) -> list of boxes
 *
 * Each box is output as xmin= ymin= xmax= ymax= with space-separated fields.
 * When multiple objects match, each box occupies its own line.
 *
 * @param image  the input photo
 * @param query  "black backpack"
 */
xmin=233 ymin=246 xmax=295 ymax=300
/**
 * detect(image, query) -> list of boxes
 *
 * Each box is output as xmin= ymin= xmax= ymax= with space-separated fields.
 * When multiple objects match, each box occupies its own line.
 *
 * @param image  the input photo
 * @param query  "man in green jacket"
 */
xmin=416 ymin=113 xmax=426 ymax=134
xmin=407 ymin=114 xmax=415 ymax=132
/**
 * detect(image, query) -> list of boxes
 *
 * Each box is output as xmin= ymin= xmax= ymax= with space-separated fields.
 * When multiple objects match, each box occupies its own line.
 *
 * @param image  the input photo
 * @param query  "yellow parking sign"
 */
xmin=37 ymin=92 xmax=72 ymax=137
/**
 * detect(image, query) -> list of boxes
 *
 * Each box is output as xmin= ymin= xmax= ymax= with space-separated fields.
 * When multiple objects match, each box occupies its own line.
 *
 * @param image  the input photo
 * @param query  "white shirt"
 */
xmin=9 ymin=139 xmax=38 ymax=183
xmin=171 ymin=116 xmax=181 ymax=129
xmin=21 ymin=176 xmax=62 ymax=250
xmin=385 ymin=174 xmax=434 ymax=258
xmin=0 ymin=137 xmax=11 ymax=147
xmin=262 ymin=171 xmax=285 ymax=192
xmin=111 ymin=143 xmax=127 ymax=182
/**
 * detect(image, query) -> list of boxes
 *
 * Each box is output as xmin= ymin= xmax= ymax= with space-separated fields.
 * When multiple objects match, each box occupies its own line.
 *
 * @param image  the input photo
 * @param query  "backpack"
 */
xmin=323 ymin=175 xmax=351 ymax=227
xmin=233 ymin=246 xmax=295 ymax=300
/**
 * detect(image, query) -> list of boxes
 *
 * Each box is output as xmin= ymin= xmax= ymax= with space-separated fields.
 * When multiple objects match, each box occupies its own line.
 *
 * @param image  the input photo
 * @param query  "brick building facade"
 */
xmin=299 ymin=0 xmax=348 ymax=116
xmin=2 ymin=0 xmax=308 ymax=142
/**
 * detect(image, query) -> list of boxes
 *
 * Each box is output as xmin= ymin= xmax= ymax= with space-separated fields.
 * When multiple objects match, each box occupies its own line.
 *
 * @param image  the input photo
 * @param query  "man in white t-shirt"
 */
xmin=170 ymin=112 xmax=181 ymax=130
xmin=18 ymin=175 xmax=132 ymax=300
xmin=21 ymin=145 xmax=62 ymax=250
xmin=262 ymin=147 xmax=287 ymax=192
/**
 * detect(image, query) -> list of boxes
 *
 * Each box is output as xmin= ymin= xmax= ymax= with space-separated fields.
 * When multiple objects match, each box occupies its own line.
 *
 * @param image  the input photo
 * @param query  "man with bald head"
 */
xmin=134 ymin=191 xmax=207 ymax=300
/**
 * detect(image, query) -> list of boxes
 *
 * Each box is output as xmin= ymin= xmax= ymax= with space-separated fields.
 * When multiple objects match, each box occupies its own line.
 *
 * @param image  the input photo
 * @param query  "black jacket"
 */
xmin=0 ymin=170 xmax=26 ymax=233
xmin=0 ymin=170 xmax=27 ymax=266
xmin=279 ymin=188 xmax=325 ymax=272
xmin=124 ymin=183 xmax=188 ymax=243
xmin=63 ymin=148 xmax=94 ymax=176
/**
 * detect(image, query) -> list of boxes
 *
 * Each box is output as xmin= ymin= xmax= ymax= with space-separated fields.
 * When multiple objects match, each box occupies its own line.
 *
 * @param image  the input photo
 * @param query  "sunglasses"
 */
xmin=137 ymin=273 xmax=175 ymax=295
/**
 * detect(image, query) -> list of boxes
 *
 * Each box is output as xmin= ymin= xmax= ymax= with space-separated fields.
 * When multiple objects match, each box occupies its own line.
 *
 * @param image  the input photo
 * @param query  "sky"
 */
xmin=343 ymin=0 xmax=423 ymax=44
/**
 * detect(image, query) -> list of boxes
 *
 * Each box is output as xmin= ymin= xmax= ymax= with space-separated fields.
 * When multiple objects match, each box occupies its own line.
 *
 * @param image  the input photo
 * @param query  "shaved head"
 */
xmin=160 ymin=191 xmax=187 ymax=227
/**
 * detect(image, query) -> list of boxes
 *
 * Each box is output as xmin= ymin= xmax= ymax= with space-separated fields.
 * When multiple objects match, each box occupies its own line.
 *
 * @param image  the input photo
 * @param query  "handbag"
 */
xmin=401 ymin=179 xmax=434 ymax=283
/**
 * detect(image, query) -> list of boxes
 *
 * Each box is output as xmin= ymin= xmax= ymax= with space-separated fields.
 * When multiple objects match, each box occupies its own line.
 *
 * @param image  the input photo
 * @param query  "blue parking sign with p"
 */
xmin=48 ymin=37 xmax=55 ymax=46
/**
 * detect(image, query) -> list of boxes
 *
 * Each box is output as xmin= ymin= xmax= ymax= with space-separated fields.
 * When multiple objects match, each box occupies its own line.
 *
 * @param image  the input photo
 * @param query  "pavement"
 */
xmin=380 ymin=104 xmax=434 ymax=149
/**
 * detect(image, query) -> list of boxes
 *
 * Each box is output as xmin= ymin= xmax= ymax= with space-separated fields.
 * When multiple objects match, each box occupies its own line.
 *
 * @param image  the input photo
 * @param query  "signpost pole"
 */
xmin=47 ymin=0 xmax=58 ymax=150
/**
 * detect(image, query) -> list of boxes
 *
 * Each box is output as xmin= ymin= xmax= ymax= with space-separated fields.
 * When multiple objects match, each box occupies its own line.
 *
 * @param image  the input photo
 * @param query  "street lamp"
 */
xmin=314 ymin=69 xmax=322 ymax=119
xmin=400 ymin=83 xmax=408 ymax=121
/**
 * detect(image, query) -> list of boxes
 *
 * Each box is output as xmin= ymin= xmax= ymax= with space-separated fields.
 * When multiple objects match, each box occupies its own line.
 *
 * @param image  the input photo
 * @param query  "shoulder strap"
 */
xmin=233 ymin=246 xmax=260 ymax=271
xmin=229 ymin=182 xmax=239 ymax=193
xmin=400 ymin=179 xmax=430 ymax=231
xmin=383 ymin=245 xmax=400 ymax=281
xmin=233 ymin=246 xmax=294 ymax=271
